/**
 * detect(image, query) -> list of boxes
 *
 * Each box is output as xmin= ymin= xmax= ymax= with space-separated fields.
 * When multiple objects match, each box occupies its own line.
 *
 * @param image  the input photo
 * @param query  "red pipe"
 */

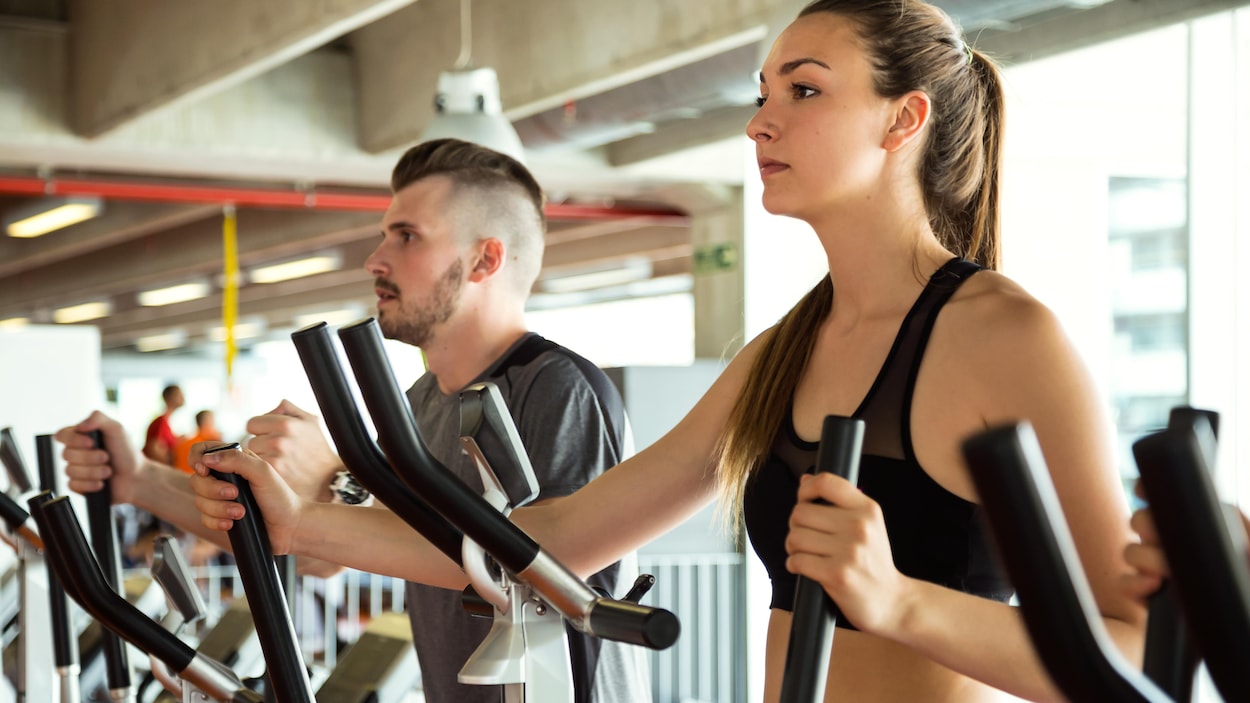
xmin=0 ymin=175 xmax=688 ymax=222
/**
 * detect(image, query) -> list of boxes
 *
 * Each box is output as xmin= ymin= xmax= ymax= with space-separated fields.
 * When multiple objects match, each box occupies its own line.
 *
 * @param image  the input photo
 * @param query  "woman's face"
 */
xmin=747 ymin=13 xmax=898 ymax=220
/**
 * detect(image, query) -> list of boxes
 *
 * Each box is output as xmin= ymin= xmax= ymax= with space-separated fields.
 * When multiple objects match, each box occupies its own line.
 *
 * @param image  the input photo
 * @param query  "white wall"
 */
xmin=0 ymin=325 xmax=104 ymax=489
xmin=0 ymin=324 xmax=103 ymax=575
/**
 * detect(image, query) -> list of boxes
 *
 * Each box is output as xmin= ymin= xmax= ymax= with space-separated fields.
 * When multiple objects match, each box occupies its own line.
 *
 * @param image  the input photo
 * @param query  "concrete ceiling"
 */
xmin=0 ymin=0 xmax=1240 ymax=354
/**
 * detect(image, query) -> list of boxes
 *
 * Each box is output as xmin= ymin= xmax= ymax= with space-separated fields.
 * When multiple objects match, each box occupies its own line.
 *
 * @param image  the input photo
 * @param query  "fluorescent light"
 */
xmin=5 ymin=196 xmax=103 ymax=238
xmin=0 ymin=317 xmax=29 ymax=329
xmin=293 ymin=305 xmax=365 ymax=329
xmin=137 ymin=281 xmax=211 ymax=307
xmin=540 ymin=258 xmax=653 ymax=294
xmin=53 ymin=300 xmax=111 ymax=324
xmin=528 ymin=273 xmax=692 ymax=311
xmin=135 ymin=330 xmax=187 ymax=352
xmin=209 ymin=319 xmax=266 ymax=342
xmin=248 ymin=253 xmax=341 ymax=284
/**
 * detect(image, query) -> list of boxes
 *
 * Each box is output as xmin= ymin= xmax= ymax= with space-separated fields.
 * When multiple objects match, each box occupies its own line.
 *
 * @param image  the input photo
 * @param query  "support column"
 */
xmin=686 ymin=185 xmax=747 ymax=360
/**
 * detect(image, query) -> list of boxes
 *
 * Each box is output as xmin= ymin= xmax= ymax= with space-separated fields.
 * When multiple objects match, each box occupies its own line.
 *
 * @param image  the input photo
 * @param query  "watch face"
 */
xmin=334 ymin=472 xmax=370 ymax=505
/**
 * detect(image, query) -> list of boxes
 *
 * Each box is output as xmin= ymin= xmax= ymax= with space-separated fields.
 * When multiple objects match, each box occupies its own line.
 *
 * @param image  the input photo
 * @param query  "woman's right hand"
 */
xmin=189 ymin=443 xmax=302 ymax=555
xmin=1122 ymin=479 xmax=1250 ymax=604
xmin=1122 ymin=506 xmax=1169 ymax=603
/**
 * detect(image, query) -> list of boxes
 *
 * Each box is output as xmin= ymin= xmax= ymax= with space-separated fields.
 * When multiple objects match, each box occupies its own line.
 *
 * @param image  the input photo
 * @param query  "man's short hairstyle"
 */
xmin=390 ymin=139 xmax=546 ymax=294
xmin=391 ymin=139 xmax=545 ymax=227
xmin=161 ymin=385 xmax=181 ymax=403
xmin=194 ymin=410 xmax=213 ymax=428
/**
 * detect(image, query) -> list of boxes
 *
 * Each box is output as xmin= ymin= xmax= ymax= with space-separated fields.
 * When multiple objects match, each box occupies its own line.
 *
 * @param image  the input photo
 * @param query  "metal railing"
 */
xmin=124 ymin=543 xmax=747 ymax=701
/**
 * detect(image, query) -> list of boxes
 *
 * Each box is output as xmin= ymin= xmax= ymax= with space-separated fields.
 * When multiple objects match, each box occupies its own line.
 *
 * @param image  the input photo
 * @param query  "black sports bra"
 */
xmin=742 ymin=259 xmax=1014 ymax=628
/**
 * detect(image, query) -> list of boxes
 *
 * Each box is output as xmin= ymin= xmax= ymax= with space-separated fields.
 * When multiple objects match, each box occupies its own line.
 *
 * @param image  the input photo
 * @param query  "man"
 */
xmin=58 ymin=139 xmax=650 ymax=703
xmin=143 ymin=384 xmax=184 ymax=464
xmin=173 ymin=410 xmax=222 ymax=474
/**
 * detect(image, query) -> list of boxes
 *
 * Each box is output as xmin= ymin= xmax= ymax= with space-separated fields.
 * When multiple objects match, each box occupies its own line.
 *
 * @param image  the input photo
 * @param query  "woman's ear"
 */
xmin=883 ymin=91 xmax=931 ymax=152
xmin=468 ymin=237 xmax=505 ymax=283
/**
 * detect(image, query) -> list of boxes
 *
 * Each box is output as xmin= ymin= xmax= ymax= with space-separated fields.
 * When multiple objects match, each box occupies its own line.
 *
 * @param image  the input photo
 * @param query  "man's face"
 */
xmin=364 ymin=177 xmax=468 ymax=348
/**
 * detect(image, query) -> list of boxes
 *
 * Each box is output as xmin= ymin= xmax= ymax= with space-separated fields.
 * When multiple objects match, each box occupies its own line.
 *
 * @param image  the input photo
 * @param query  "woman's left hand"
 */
xmin=787 ymin=472 xmax=915 ymax=636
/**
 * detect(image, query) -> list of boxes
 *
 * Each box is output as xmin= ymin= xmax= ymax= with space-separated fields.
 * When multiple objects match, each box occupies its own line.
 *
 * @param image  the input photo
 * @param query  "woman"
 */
xmin=189 ymin=1 xmax=1144 ymax=700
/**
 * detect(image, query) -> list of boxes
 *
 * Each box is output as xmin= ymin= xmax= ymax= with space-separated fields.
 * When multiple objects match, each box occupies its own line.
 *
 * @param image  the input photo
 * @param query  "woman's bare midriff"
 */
xmin=763 ymin=610 xmax=1022 ymax=702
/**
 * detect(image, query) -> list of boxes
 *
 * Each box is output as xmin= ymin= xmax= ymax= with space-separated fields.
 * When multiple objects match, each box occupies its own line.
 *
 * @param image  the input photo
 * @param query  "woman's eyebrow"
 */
xmin=759 ymin=57 xmax=832 ymax=84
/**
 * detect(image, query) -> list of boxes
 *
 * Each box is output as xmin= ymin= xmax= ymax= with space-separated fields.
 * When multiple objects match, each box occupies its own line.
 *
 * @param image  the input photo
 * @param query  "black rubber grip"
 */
xmin=36 ymin=434 xmax=79 ymax=669
xmin=0 ymin=490 xmax=29 ymax=531
xmin=209 ymin=465 xmax=315 ymax=703
xmin=1139 ymin=407 xmax=1218 ymax=700
xmin=780 ymin=415 xmax=864 ymax=703
xmin=962 ymin=423 xmax=1168 ymax=702
xmin=1142 ymin=586 xmax=1197 ymax=701
xmin=28 ymin=494 xmax=196 ymax=672
xmin=290 ymin=322 xmax=464 ymax=564
xmin=0 ymin=426 xmax=33 ymax=493
xmin=1134 ymin=425 xmax=1250 ymax=703
xmin=587 ymin=598 xmax=680 ymax=650
xmin=337 ymin=319 xmax=540 ymax=575
xmin=82 ymin=429 xmax=131 ymax=691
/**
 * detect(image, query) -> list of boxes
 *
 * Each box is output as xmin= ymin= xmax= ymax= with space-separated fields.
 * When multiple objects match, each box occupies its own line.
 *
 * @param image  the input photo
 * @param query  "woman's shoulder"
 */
xmin=950 ymin=269 xmax=1063 ymax=332
xmin=941 ymin=269 xmax=1076 ymax=365
xmin=933 ymin=269 xmax=1095 ymax=420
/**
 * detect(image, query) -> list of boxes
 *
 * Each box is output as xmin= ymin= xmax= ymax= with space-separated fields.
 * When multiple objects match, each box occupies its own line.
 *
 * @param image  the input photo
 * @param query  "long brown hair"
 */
xmin=715 ymin=0 xmax=1006 ymax=524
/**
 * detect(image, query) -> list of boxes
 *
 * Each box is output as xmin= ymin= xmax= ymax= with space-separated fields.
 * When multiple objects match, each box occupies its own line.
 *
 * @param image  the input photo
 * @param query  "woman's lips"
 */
xmin=758 ymin=158 xmax=789 ymax=176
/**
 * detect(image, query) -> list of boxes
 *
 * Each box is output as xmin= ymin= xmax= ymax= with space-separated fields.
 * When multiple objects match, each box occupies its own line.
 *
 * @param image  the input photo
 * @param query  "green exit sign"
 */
xmin=693 ymin=242 xmax=739 ymax=275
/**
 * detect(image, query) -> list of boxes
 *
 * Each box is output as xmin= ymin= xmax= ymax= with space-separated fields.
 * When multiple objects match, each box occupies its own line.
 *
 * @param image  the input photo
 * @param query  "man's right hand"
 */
xmin=246 ymin=399 xmax=342 ymax=503
xmin=54 ymin=410 xmax=145 ymax=505
xmin=189 ymin=443 xmax=302 ymax=555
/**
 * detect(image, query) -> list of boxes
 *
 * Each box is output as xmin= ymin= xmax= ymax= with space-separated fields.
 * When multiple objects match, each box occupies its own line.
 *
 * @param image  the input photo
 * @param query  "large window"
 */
xmin=1003 ymin=9 xmax=1250 ymax=701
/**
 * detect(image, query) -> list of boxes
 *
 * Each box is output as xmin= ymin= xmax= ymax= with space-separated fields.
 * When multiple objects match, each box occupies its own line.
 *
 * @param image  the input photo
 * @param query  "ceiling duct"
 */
xmin=512 ymin=44 xmax=761 ymax=153
xmin=510 ymin=0 xmax=1116 ymax=154
xmin=938 ymin=0 xmax=1115 ymax=31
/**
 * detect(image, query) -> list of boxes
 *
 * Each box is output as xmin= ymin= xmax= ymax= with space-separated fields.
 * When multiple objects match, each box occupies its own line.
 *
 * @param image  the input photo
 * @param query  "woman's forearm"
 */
xmin=130 ymin=460 xmax=233 ymax=552
xmin=290 ymin=502 xmax=467 ymax=589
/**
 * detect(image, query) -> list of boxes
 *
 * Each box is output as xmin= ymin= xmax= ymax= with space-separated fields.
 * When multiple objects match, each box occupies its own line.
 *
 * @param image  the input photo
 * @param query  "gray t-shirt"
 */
xmin=403 ymin=333 xmax=651 ymax=703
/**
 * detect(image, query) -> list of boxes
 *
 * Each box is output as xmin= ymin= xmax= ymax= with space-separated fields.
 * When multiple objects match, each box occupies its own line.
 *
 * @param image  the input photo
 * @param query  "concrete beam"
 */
xmin=541 ymin=225 xmax=689 ymax=270
xmin=99 ymin=275 xmax=378 ymax=348
xmin=0 ymin=202 xmax=218 ymax=278
xmin=0 ymin=209 xmax=378 ymax=316
xmin=68 ymin=0 xmax=416 ymax=137
xmin=354 ymin=0 xmax=778 ymax=153
xmin=974 ymin=0 xmax=1247 ymax=63
xmin=0 ymin=31 xmax=397 ymax=187
xmin=608 ymin=104 xmax=757 ymax=167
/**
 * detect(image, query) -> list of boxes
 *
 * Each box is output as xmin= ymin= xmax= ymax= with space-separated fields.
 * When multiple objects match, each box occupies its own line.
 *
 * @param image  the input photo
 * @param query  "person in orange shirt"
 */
xmin=173 ymin=410 xmax=221 ymax=474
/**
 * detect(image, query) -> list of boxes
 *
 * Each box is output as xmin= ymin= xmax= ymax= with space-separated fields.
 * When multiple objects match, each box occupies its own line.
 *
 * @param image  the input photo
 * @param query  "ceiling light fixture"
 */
xmin=539 ymin=258 xmax=653 ymax=294
xmin=137 ymin=281 xmax=212 ymax=307
xmin=209 ymin=319 xmax=267 ymax=342
xmin=4 ymin=196 xmax=104 ymax=238
xmin=419 ymin=0 xmax=525 ymax=162
xmin=247 ymin=252 xmax=342 ymax=284
xmin=0 ymin=317 xmax=29 ymax=329
xmin=293 ymin=304 xmax=366 ymax=330
xmin=52 ymin=300 xmax=111 ymax=324
xmin=135 ymin=330 xmax=188 ymax=353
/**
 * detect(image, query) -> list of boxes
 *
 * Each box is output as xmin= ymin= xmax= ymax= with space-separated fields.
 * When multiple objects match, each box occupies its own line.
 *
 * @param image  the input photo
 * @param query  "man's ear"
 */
xmin=883 ymin=91 xmax=931 ymax=152
xmin=467 ymin=238 xmax=506 ymax=283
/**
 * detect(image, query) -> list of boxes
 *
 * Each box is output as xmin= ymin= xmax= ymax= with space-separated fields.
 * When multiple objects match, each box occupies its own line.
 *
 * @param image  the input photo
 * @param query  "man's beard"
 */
xmin=376 ymin=258 xmax=463 ymax=347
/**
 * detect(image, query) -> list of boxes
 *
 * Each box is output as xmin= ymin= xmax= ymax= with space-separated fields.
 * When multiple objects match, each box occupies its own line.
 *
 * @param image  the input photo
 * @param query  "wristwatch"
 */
xmin=330 ymin=471 xmax=373 ymax=506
